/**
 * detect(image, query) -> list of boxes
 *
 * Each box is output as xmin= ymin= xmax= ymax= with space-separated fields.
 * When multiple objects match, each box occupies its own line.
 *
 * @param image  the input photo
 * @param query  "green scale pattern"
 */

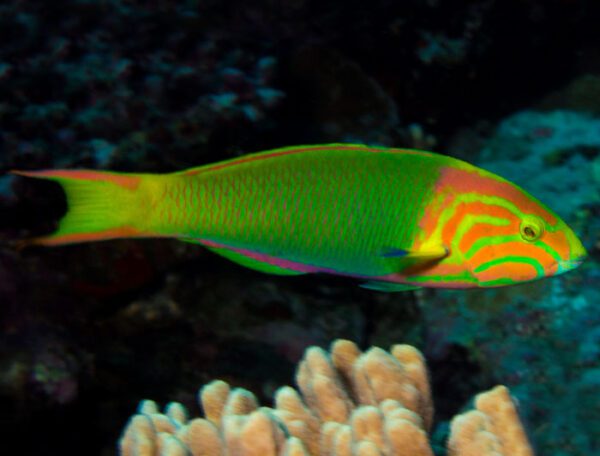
xmin=158 ymin=147 xmax=443 ymax=276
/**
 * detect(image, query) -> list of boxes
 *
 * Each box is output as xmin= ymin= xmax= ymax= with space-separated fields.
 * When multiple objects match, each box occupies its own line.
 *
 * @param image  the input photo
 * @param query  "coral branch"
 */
xmin=448 ymin=385 xmax=534 ymax=456
xmin=119 ymin=340 xmax=533 ymax=456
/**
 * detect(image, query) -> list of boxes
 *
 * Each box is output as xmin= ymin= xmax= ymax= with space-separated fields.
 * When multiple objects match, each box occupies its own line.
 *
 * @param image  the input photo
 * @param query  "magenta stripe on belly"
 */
xmin=199 ymin=239 xmax=340 ymax=274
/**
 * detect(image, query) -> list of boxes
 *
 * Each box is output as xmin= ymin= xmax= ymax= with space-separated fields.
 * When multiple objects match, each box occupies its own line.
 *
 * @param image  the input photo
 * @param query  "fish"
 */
xmin=13 ymin=143 xmax=587 ymax=291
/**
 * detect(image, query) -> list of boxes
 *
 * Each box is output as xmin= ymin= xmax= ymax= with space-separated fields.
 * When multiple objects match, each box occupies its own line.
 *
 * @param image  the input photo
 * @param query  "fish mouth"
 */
xmin=555 ymin=255 xmax=587 ymax=275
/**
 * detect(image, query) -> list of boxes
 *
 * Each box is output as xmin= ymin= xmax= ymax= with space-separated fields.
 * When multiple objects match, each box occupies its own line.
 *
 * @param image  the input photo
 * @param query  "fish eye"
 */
xmin=520 ymin=215 xmax=544 ymax=242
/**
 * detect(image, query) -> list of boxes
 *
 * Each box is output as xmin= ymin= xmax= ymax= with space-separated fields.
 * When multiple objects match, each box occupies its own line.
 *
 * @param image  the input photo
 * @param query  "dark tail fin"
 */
xmin=12 ymin=169 xmax=148 ymax=246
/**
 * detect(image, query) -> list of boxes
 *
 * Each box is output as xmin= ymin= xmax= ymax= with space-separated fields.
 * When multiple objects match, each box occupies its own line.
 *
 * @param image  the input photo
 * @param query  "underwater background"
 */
xmin=0 ymin=1 xmax=598 ymax=455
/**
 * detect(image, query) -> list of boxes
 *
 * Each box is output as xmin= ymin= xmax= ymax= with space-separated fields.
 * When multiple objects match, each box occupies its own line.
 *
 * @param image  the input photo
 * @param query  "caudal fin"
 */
xmin=12 ymin=169 xmax=149 ymax=246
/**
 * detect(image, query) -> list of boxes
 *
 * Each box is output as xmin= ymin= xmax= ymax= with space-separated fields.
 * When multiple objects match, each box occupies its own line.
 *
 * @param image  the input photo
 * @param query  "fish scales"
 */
xmin=179 ymin=148 xmax=439 ymax=275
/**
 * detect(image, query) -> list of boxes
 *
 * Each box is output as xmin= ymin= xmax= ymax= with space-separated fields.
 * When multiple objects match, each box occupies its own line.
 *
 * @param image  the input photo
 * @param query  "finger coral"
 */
xmin=448 ymin=385 xmax=534 ymax=456
xmin=119 ymin=340 xmax=533 ymax=456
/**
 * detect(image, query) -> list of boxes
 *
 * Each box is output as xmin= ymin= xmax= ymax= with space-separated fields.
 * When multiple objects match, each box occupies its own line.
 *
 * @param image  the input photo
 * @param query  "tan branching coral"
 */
xmin=119 ymin=340 xmax=533 ymax=456
xmin=448 ymin=385 xmax=534 ymax=456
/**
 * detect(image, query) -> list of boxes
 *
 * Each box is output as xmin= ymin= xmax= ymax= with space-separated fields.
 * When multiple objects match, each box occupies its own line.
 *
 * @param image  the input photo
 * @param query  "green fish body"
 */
xmin=15 ymin=144 xmax=587 ymax=290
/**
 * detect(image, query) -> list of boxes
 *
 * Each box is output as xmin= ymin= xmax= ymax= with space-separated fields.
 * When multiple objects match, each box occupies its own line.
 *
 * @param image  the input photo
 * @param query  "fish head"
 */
xmin=465 ymin=212 xmax=587 ymax=287
xmin=455 ymin=179 xmax=587 ymax=287
xmin=424 ymin=164 xmax=588 ymax=287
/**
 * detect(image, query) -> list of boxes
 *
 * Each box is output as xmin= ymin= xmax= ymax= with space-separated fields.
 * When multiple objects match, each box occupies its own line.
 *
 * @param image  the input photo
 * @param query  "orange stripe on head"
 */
xmin=437 ymin=166 xmax=557 ymax=225
xmin=476 ymin=261 xmax=539 ymax=283
xmin=440 ymin=202 xmax=519 ymax=252
xmin=417 ymin=193 xmax=454 ymax=240
xmin=458 ymin=221 xmax=517 ymax=254
xmin=539 ymin=228 xmax=571 ymax=268
xmin=439 ymin=201 xmax=514 ymax=246
xmin=470 ymin=241 xmax=555 ymax=270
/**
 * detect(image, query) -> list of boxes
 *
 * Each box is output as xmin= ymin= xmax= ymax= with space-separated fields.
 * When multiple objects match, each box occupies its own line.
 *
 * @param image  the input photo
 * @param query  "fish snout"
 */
xmin=555 ymin=248 xmax=587 ymax=275
xmin=556 ymin=257 xmax=584 ymax=274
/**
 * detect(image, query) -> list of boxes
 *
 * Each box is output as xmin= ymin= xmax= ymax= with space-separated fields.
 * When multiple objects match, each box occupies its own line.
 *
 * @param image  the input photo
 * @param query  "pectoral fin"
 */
xmin=381 ymin=245 xmax=448 ymax=260
xmin=380 ymin=244 xmax=448 ymax=273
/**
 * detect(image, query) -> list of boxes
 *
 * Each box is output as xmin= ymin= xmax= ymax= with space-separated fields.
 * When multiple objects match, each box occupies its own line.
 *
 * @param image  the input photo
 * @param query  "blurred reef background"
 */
xmin=0 ymin=1 xmax=599 ymax=455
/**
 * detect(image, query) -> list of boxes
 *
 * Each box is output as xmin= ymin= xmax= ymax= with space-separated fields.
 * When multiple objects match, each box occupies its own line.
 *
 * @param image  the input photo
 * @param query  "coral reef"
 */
xmin=538 ymin=74 xmax=600 ymax=115
xmin=119 ymin=340 xmax=532 ymax=456
xmin=0 ymin=1 xmax=285 ymax=174
xmin=478 ymin=110 xmax=600 ymax=219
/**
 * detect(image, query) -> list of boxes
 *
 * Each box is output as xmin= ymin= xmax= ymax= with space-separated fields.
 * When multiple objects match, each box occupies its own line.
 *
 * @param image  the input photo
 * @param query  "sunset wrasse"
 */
xmin=14 ymin=144 xmax=587 ymax=291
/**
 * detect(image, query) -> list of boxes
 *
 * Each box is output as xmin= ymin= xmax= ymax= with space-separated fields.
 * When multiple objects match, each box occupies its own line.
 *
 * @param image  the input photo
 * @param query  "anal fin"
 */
xmin=182 ymin=239 xmax=305 ymax=276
